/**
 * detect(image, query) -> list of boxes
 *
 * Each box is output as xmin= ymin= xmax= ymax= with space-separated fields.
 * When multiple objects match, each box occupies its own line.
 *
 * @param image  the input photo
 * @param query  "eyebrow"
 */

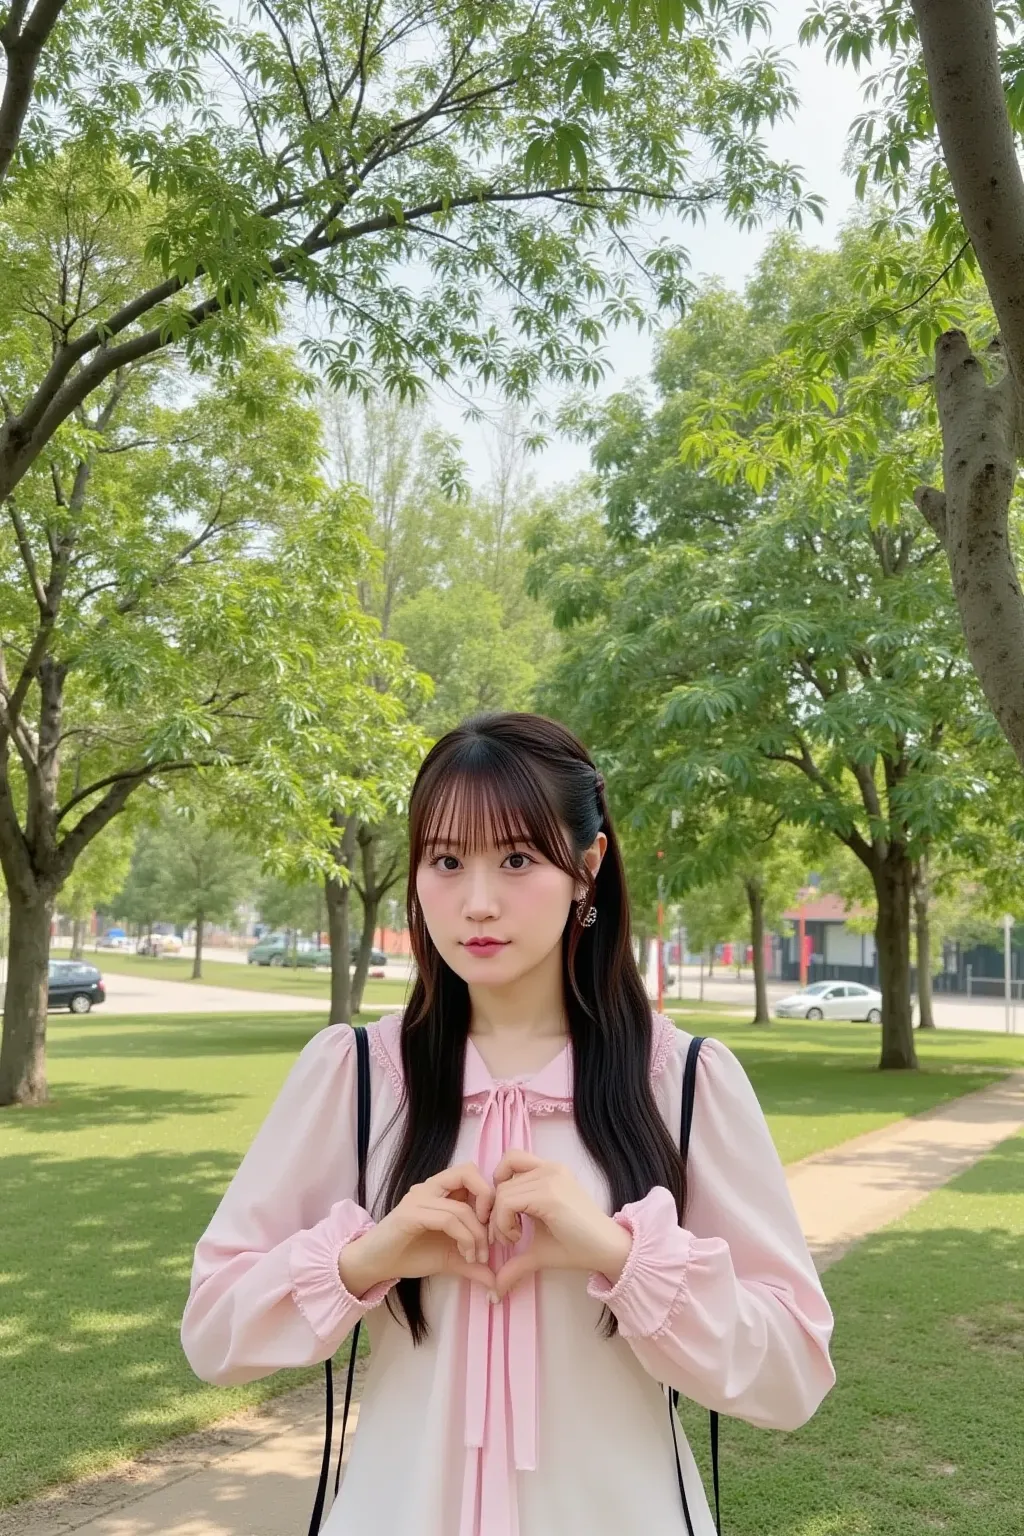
xmin=424 ymin=834 xmax=537 ymax=851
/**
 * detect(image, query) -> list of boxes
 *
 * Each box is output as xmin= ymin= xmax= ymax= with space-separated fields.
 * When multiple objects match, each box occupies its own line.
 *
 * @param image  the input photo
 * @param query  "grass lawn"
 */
xmin=665 ymin=1009 xmax=1024 ymax=1162
xmin=1 ymin=1010 xmax=1022 ymax=1509
xmin=679 ymin=1128 xmax=1024 ymax=1534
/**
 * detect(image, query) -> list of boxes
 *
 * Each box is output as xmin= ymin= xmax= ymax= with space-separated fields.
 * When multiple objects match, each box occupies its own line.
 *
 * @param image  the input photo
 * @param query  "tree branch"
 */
xmin=0 ymin=642 xmax=38 ymax=766
xmin=5 ymin=497 xmax=48 ymax=612
xmin=56 ymin=758 xmax=202 ymax=826
xmin=0 ymin=0 xmax=68 ymax=185
xmin=0 ymin=150 xmax=720 ymax=506
xmin=762 ymin=738 xmax=875 ymax=868
xmin=0 ymin=750 xmax=35 ymax=898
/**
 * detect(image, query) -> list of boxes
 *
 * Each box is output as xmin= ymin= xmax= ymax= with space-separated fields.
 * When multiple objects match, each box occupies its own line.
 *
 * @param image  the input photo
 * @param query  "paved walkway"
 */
xmin=4 ymin=1070 xmax=1023 ymax=1536
xmin=97 ymin=970 xmax=328 ymax=1015
xmin=91 ymin=966 xmax=1021 ymax=1033
xmin=95 ymin=972 xmax=398 ymax=1018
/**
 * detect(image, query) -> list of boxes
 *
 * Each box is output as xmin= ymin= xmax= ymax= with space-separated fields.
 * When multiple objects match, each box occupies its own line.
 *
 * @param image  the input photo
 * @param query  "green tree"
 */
xmin=673 ymin=812 xmax=807 ymax=1023
xmin=59 ymin=820 xmax=133 ymax=957
xmin=348 ymin=818 xmax=403 ymax=1013
xmin=0 ymin=0 xmax=825 ymax=514
xmin=114 ymin=821 xmax=166 ymax=939
xmin=0 ymin=317 xmax=412 ymax=1103
xmin=148 ymin=808 xmax=256 ymax=978
xmin=748 ymin=3 xmax=1024 ymax=774
xmin=679 ymin=883 xmax=747 ymax=972
xmin=321 ymin=399 xmax=565 ymax=1017
xmin=256 ymin=875 xmax=324 ymax=953
xmin=1 ymin=1 xmax=834 ymax=1079
xmin=530 ymin=243 xmax=996 ymax=1070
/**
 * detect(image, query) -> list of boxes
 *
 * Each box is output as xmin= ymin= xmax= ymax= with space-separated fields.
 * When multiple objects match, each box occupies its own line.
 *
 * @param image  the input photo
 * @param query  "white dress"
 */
xmin=180 ymin=1011 xmax=836 ymax=1535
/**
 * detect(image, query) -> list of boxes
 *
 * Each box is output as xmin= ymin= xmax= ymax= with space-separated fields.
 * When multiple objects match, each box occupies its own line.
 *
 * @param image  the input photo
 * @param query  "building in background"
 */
xmin=775 ymin=894 xmax=877 ymax=987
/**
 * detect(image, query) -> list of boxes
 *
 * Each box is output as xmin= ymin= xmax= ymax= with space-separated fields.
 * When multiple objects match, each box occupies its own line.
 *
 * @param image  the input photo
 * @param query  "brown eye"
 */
xmin=430 ymin=855 xmax=461 ymax=871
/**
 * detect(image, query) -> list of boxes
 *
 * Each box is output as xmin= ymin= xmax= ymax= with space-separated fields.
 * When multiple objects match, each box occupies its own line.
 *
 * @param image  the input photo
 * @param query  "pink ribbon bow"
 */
xmin=460 ymin=1080 xmax=540 ymax=1536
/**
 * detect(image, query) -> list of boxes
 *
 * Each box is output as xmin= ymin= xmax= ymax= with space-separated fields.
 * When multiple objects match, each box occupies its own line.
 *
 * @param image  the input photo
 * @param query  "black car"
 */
xmin=47 ymin=960 xmax=106 ymax=1014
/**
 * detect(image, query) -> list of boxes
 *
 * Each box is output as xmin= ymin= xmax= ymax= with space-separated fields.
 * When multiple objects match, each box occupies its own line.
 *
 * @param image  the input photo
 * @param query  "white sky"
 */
xmin=427 ymin=0 xmax=872 ymax=491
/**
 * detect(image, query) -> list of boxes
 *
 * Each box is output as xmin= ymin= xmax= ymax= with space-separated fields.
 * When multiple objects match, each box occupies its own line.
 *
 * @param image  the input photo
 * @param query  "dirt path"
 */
xmin=4 ymin=1070 xmax=1022 ymax=1536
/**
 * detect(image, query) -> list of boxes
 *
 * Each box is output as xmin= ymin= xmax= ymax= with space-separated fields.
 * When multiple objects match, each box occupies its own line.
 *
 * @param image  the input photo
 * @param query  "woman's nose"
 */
xmin=463 ymin=869 xmax=499 ymax=916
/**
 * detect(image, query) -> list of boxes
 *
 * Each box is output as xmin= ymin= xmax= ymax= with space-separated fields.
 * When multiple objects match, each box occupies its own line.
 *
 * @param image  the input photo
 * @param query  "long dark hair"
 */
xmin=376 ymin=710 xmax=686 ymax=1342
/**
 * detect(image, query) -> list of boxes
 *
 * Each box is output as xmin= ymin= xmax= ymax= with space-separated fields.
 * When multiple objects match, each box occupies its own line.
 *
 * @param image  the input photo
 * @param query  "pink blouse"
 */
xmin=181 ymin=1011 xmax=836 ymax=1535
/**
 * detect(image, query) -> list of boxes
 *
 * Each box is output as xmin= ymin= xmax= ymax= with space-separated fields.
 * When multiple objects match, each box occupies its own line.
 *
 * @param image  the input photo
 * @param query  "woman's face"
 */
xmin=415 ymin=817 xmax=607 ymax=987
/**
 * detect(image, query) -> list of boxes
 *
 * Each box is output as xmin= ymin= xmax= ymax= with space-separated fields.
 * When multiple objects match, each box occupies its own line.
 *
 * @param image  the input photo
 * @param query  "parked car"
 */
xmin=352 ymin=946 xmax=388 ymax=968
xmin=48 ymin=960 xmax=105 ymax=1014
xmin=774 ymin=981 xmax=882 ymax=1022
xmin=96 ymin=928 xmax=130 ymax=950
xmin=246 ymin=934 xmax=331 ymax=968
xmin=137 ymin=933 xmax=182 ymax=956
xmin=247 ymin=935 xmax=387 ymax=968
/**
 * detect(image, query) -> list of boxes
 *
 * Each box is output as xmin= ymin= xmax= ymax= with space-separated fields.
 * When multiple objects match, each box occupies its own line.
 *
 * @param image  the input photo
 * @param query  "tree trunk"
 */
xmin=192 ymin=913 xmax=204 ymax=980
xmin=913 ymin=859 xmax=936 ymax=1030
xmin=350 ymin=824 xmax=403 ymax=1015
xmin=910 ymin=1 xmax=1024 ymax=768
xmin=872 ymin=849 xmax=918 ymax=1070
xmin=350 ymin=896 xmax=377 ymax=1016
xmin=71 ymin=916 xmax=86 ymax=959
xmin=745 ymin=878 xmax=770 ymax=1025
xmin=326 ymin=814 xmax=359 ymax=1023
xmin=325 ymin=874 xmax=353 ymax=1023
xmin=707 ymin=947 xmax=714 ymax=978
xmin=0 ymin=890 xmax=55 ymax=1106
xmin=350 ymin=827 xmax=378 ymax=1016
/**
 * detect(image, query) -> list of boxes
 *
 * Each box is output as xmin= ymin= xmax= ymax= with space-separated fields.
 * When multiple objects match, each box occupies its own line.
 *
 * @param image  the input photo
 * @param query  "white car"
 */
xmin=775 ymin=981 xmax=882 ymax=1022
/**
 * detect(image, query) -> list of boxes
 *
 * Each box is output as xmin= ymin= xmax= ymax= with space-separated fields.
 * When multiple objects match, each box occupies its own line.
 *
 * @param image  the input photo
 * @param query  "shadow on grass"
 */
xmin=3 ymin=1080 xmax=247 ymax=1133
xmin=2 ymin=1133 xmax=1021 ymax=1522
xmin=0 ymin=1144 xmax=324 ymax=1507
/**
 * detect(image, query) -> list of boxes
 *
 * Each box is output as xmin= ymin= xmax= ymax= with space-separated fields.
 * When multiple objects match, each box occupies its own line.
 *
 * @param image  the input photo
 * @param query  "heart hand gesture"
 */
xmin=338 ymin=1162 xmax=497 ymax=1297
xmin=487 ymin=1150 xmax=633 ymax=1300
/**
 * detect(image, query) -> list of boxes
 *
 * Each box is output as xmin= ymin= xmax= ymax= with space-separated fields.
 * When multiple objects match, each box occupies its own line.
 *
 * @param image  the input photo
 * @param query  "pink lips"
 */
xmin=463 ymin=940 xmax=509 ymax=954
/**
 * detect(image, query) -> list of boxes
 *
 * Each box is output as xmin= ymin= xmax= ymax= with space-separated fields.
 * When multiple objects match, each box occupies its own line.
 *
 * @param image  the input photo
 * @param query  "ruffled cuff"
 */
xmin=289 ymin=1197 xmax=396 ymax=1340
xmin=586 ymin=1185 xmax=692 ymax=1338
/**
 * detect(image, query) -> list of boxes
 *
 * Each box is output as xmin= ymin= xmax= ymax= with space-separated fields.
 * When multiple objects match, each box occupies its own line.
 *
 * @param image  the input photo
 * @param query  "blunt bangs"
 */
xmin=414 ymin=752 xmax=578 ymax=879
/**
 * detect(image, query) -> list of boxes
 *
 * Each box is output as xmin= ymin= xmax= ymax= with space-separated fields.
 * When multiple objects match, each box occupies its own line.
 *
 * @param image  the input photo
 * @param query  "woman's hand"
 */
xmin=488 ymin=1150 xmax=633 ymax=1300
xmin=338 ymin=1163 xmax=497 ymax=1298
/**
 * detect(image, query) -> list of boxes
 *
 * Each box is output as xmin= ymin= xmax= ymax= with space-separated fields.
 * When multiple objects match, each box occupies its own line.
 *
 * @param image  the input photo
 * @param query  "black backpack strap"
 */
xmin=669 ymin=1034 xmax=722 ymax=1536
xmin=308 ymin=1024 xmax=371 ymax=1536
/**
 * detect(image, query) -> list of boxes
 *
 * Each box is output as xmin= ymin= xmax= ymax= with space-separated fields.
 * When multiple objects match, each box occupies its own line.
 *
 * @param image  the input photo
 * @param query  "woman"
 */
xmin=181 ymin=711 xmax=836 ymax=1535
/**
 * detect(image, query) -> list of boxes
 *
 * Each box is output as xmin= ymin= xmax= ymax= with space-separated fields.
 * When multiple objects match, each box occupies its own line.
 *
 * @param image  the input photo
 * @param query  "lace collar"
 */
xmin=369 ymin=1006 xmax=678 ymax=1111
